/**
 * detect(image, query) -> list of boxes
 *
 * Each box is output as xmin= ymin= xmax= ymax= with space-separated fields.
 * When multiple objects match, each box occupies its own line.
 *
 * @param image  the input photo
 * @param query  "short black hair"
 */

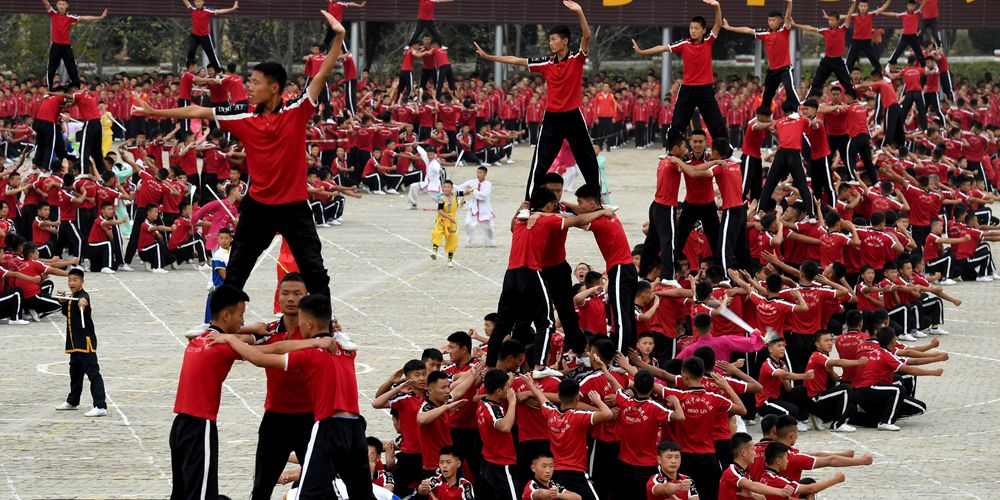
xmin=730 ymin=432 xmax=754 ymax=457
xmin=760 ymin=414 xmax=779 ymax=435
xmin=498 ymin=339 xmax=525 ymax=362
xmin=633 ymin=369 xmax=654 ymax=395
xmin=574 ymin=184 xmax=601 ymax=204
xmin=547 ymin=25 xmax=571 ymax=40
xmin=541 ymin=172 xmax=564 ymax=186
xmin=209 ymin=284 xmax=250 ymax=316
xmin=657 ymin=441 xmax=682 ymax=455
xmin=484 ymin=312 xmax=498 ymax=323
xmin=447 ymin=331 xmax=473 ymax=353
xmin=765 ymin=441 xmax=791 ymax=465
xmin=693 ymin=346 xmax=716 ymax=369
xmin=68 ymin=268 xmax=85 ymax=279
xmin=402 ymin=359 xmax=426 ymax=376
xmin=427 ymin=370 xmax=449 ymax=386
xmin=422 ymin=348 xmax=444 ymax=363
xmin=558 ymin=378 xmax=580 ymax=404
xmin=681 ymin=356 xmax=705 ymax=379
xmin=691 ymin=16 xmax=707 ymax=28
xmin=530 ymin=187 xmax=558 ymax=211
xmin=280 ymin=272 xmax=306 ymax=285
xmin=366 ymin=436 xmax=384 ymax=455
xmin=253 ymin=61 xmax=288 ymax=90
xmin=438 ymin=445 xmax=461 ymax=461
xmin=298 ymin=294 xmax=332 ymax=324
xmin=711 ymin=137 xmax=733 ymax=158
xmin=483 ymin=368 xmax=510 ymax=394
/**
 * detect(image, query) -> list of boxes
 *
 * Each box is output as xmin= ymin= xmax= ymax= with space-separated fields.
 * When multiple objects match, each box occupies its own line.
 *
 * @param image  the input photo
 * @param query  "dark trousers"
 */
xmin=398 ymin=70 xmax=414 ymax=102
xmin=640 ymin=202 xmax=676 ymax=280
xmin=88 ymin=241 xmax=115 ymax=271
xmin=851 ymin=385 xmax=926 ymax=426
xmin=807 ymin=57 xmax=854 ymax=97
xmin=810 ymin=155 xmax=836 ymax=207
xmin=345 ymin=79 xmax=358 ymax=115
xmin=679 ymin=452 xmax=721 ymax=500
xmin=762 ymin=149 xmax=813 ymax=216
xmin=551 ymin=470 xmax=598 ymax=500
xmin=541 ymin=261 xmax=584 ymax=356
xmin=595 ymin=117 xmax=614 ymax=149
xmin=668 ymin=84 xmax=726 ymax=144
xmin=880 ymin=103 xmax=905 ymax=148
xmin=606 ymin=263 xmax=639 ymax=355
xmin=758 ymin=386 xmax=810 ymax=422
xmin=23 ymin=292 xmax=62 ymax=318
xmin=888 ymin=34 xmax=926 ymax=65
xmin=847 ymin=134 xmax=878 ymax=182
xmin=784 ymin=331 xmax=815 ymax=376
xmin=47 ymin=43 xmax=80 ymax=87
xmin=0 ymin=289 xmax=23 ymax=321
xmin=451 ymin=427 xmax=482 ymax=484
xmin=226 ymin=195 xmax=331 ymax=298
xmin=926 ymin=254 xmax=958 ymax=280
xmin=760 ymin=65 xmax=799 ymax=114
xmin=919 ymin=17 xmax=942 ymax=47
xmin=589 ymin=439 xmax=621 ymax=498
xmin=200 ymin=173 xmax=219 ymax=206
xmin=55 ymin=220 xmax=84 ymax=259
xmin=925 ymin=91 xmax=946 ymax=127
xmin=250 ymin=411 xmax=314 ymax=500
xmin=436 ymin=64 xmax=455 ymax=96
xmin=66 ymin=352 xmax=106 ymax=409
xmin=420 ymin=68 xmax=437 ymax=90
xmin=674 ymin=201 xmax=720 ymax=262
xmin=480 ymin=461 xmax=520 ymax=500
xmin=169 ymin=414 xmax=218 ymax=500
xmin=297 ymin=417 xmax=375 ymax=500
xmin=741 ymin=153 xmax=763 ymax=202
xmin=621 ymin=462 xmax=656 ymax=500
xmin=32 ymin=120 xmax=66 ymax=169
xmin=78 ymin=119 xmax=104 ymax=174
xmin=718 ymin=205 xmax=751 ymax=271
xmin=393 ymin=452 xmax=423 ymax=497
xmin=172 ymin=237 xmax=209 ymax=264
xmin=828 ymin=134 xmax=849 ymax=172
xmin=900 ymin=91 xmax=928 ymax=131
xmin=486 ymin=267 xmax=552 ymax=367
xmin=186 ymin=34 xmax=221 ymax=70
xmin=139 ymin=241 xmax=176 ymax=270
xmin=408 ymin=19 xmax=444 ymax=44
xmin=846 ymin=39 xmax=882 ymax=74
xmin=940 ymin=71 xmax=954 ymax=101
xmin=810 ymin=383 xmax=855 ymax=428
xmin=525 ymin=110 xmax=600 ymax=201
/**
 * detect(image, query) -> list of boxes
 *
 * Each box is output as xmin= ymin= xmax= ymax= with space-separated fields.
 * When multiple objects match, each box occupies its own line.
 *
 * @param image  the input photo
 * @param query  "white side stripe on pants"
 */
xmin=200 ymin=419 xmax=210 ymax=500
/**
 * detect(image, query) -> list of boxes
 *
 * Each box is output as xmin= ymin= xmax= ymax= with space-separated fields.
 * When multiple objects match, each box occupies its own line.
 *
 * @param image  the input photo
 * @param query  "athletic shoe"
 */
xmin=329 ymin=219 xmax=342 ymax=226
xmin=976 ymin=275 xmax=994 ymax=282
xmin=55 ymin=402 xmax=78 ymax=411
xmin=492 ymin=162 xmax=502 ymax=167
xmin=742 ymin=417 xmax=757 ymax=427
xmin=447 ymin=260 xmax=454 ymax=268
xmin=660 ymin=279 xmax=680 ymax=288
xmin=152 ymin=268 xmax=169 ymax=274
xmin=119 ymin=264 xmax=135 ymax=272
xmin=940 ymin=278 xmax=957 ymax=286
xmin=506 ymin=159 xmax=514 ymax=164
xmin=877 ymin=422 xmax=901 ymax=431
xmin=373 ymin=190 xmax=386 ymax=195
xmin=169 ymin=263 xmax=178 ymax=270
xmin=994 ymin=273 xmax=1000 ymax=280
xmin=100 ymin=267 xmax=115 ymax=274
xmin=185 ymin=324 xmax=209 ymax=339
xmin=409 ymin=204 xmax=418 ymax=210
xmin=928 ymin=326 xmax=949 ymax=335
xmin=898 ymin=333 xmax=917 ymax=341
xmin=532 ymin=367 xmax=563 ymax=379
xmin=831 ymin=423 xmax=857 ymax=433
xmin=7 ymin=319 xmax=29 ymax=325
xmin=143 ymin=262 xmax=152 ymax=271
xmin=195 ymin=264 xmax=212 ymax=272
xmin=796 ymin=421 xmax=810 ymax=432
xmin=317 ymin=223 xmax=331 ymax=228
xmin=430 ymin=252 xmax=437 ymax=260
xmin=84 ymin=407 xmax=108 ymax=417
xmin=456 ymin=161 xmax=465 ymax=167
xmin=912 ymin=330 xmax=928 ymax=338
xmin=516 ymin=209 xmax=531 ymax=220
xmin=28 ymin=309 xmax=39 ymax=322
xmin=334 ymin=331 xmax=359 ymax=352
xmin=386 ymin=189 xmax=398 ymax=194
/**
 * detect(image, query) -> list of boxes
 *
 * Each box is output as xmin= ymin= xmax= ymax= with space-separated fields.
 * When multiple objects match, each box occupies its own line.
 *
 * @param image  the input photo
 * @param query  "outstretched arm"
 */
xmin=722 ymin=18 xmax=756 ymax=36
xmin=79 ymin=9 xmax=108 ymax=21
xmin=791 ymin=21 xmax=818 ymax=33
xmin=632 ymin=39 xmax=670 ymax=56
xmin=874 ymin=0 xmax=893 ymax=15
xmin=42 ymin=0 xmax=53 ymax=11
xmin=563 ymin=1 xmax=591 ymax=54
xmin=134 ymin=97 xmax=215 ymax=121
xmin=215 ymin=1 xmax=239 ymax=15
xmin=473 ymin=42 xmax=528 ymax=67
xmin=181 ymin=0 xmax=192 ymax=9
xmin=310 ymin=11 xmax=347 ymax=103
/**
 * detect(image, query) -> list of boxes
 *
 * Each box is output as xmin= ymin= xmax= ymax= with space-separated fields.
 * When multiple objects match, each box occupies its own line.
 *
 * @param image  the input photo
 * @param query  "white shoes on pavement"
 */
xmin=878 ymin=423 xmax=901 ymax=431
xmin=84 ymin=407 xmax=108 ymax=417
xmin=334 ymin=331 xmax=359 ymax=352
xmin=56 ymin=402 xmax=78 ymax=410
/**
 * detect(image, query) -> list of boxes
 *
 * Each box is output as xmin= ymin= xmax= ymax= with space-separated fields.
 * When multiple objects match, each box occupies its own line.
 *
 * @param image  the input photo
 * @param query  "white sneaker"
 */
xmin=196 ymin=264 xmax=212 ymax=271
xmin=516 ymin=209 xmax=531 ymax=220
xmin=994 ymin=273 xmax=1000 ymax=280
xmin=330 ymin=219 xmax=342 ymax=226
xmin=317 ymin=223 xmax=331 ymax=228
xmin=7 ymin=319 xmax=29 ymax=325
xmin=334 ymin=331 xmax=359 ymax=352
xmin=386 ymin=188 xmax=398 ymax=194
xmin=928 ymin=326 xmax=949 ymax=335
xmin=660 ymin=279 xmax=681 ymax=288
xmin=28 ymin=309 xmax=40 ymax=322
xmin=143 ymin=262 xmax=152 ymax=271
xmin=447 ymin=260 xmax=454 ymax=268
xmin=878 ymin=422 xmax=901 ymax=431
xmin=976 ymin=275 xmax=994 ymax=282
xmin=912 ymin=330 xmax=928 ymax=338
xmin=152 ymin=268 xmax=169 ymax=274
xmin=84 ymin=407 xmax=108 ymax=417
xmin=119 ymin=264 xmax=135 ymax=272
xmin=373 ymin=190 xmax=386 ymax=195
xmin=100 ymin=267 xmax=116 ymax=274
xmin=532 ymin=367 xmax=563 ymax=379
xmin=940 ymin=278 xmax=957 ymax=286
xmin=899 ymin=333 xmax=917 ymax=341
xmin=56 ymin=402 xmax=78 ymax=411
xmin=797 ymin=421 xmax=810 ymax=432
xmin=831 ymin=423 xmax=857 ymax=433
xmin=185 ymin=324 xmax=209 ymax=339
xmin=506 ymin=159 xmax=514 ymax=164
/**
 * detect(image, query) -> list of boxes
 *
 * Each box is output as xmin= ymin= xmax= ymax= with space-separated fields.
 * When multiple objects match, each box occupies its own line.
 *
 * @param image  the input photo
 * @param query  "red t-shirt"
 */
xmin=718 ymin=463 xmax=751 ymax=500
xmin=755 ymin=27 xmax=791 ymax=69
xmin=845 ymin=102 xmax=869 ymax=137
xmin=852 ymin=12 xmax=876 ymax=40
xmin=388 ymin=392 xmax=423 ymax=454
xmin=512 ymin=376 xmax=560 ymax=442
xmin=188 ymin=6 xmax=216 ymax=36
xmin=900 ymin=12 xmax=920 ymax=35
xmin=48 ymin=9 xmax=79 ymax=45
xmin=836 ymin=332 xmax=872 ymax=384
xmin=903 ymin=185 xmax=942 ymax=226
xmin=743 ymin=121 xmax=767 ymax=158
xmin=775 ymin=114 xmax=809 ymax=150
xmin=851 ymin=345 xmax=903 ymax=388
xmin=262 ymin=327 xmax=314 ymax=414
xmin=73 ymin=92 xmax=101 ymax=121
xmin=756 ymin=357 xmax=788 ymax=407
xmin=36 ymin=95 xmax=65 ymax=123
xmin=510 ymin=215 xmax=563 ymax=270
xmin=670 ymin=34 xmax=717 ymax=86
xmin=683 ymin=153 xmax=715 ymax=204
xmin=540 ymin=403 xmax=595 ymax=472
xmin=654 ymin=157 xmax=682 ymax=206
xmin=222 ymin=74 xmax=248 ymax=103
xmin=749 ymin=292 xmax=795 ymax=335
xmin=901 ymin=66 xmax=924 ymax=93
xmin=922 ymin=0 xmax=938 ymax=18
xmin=417 ymin=0 xmax=438 ymax=21
xmin=646 ymin=470 xmax=697 ymax=500
xmin=528 ymin=50 xmax=586 ymax=113
xmin=661 ymin=387 xmax=732 ymax=454
xmin=172 ymin=330 xmax=241 ymax=421
xmin=13 ymin=259 xmax=48 ymax=298
xmin=418 ymin=399 xmax=455 ymax=471
xmin=616 ymin=391 xmax=674 ymax=466
xmin=285 ymin=347 xmax=359 ymax=420
xmin=586 ymin=215 xmax=633 ymax=268
xmin=709 ymin=159 xmax=745 ymax=209
xmin=215 ymin=94 xmax=315 ymax=204
xmin=819 ymin=229 xmax=851 ymax=268
xmin=477 ymin=399 xmax=517 ymax=466
xmin=818 ymin=26 xmax=848 ymax=58
xmin=804 ymin=351 xmax=833 ymax=398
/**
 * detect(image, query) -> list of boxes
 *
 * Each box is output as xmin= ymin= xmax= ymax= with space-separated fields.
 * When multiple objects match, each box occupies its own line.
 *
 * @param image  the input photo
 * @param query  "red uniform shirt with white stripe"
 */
xmin=818 ymin=26 xmax=848 ymax=58
xmin=48 ymin=9 xmax=79 ymax=45
xmin=73 ymin=92 xmax=101 ymax=121
xmin=871 ymin=80 xmax=898 ymax=106
xmin=584 ymin=214 xmax=633 ymax=268
xmin=851 ymin=345 xmax=904 ymax=388
xmin=284 ymin=344 xmax=359 ymax=420
xmin=749 ymin=292 xmax=795 ymax=336
xmin=845 ymin=102 xmax=869 ymax=137
xmin=646 ymin=470 xmax=697 ymax=499
xmin=851 ymin=12 xmax=876 ymax=40
xmin=214 ymin=93 xmax=315 ymax=205
xmin=512 ymin=376 xmax=561 ymax=442
xmin=670 ymin=34 xmax=717 ymax=86
xmin=477 ymin=399 xmax=517 ymax=466
xmin=615 ymin=390 xmax=674 ymax=466
xmin=718 ymin=463 xmax=752 ymax=499
xmin=510 ymin=215 xmax=563 ymax=270
xmin=539 ymin=402 xmax=595 ymax=472
xmin=755 ymin=27 xmax=791 ymax=69
xmin=756 ymin=357 xmax=788 ymax=408
xmin=709 ymin=158 xmax=745 ymax=209
xmin=522 ymin=479 xmax=570 ymax=500
xmin=222 ymin=74 xmax=247 ymax=103
xmin=805 ymin=120 xmax=831 ymax=159
xmin=263 ymin=327 xmax=314 ymax=414
xmin=654 ymin=157 xmax=683 ymax=206
xmin=418 ymin=399 xmax=455 ymax=470
xmin=901 ymin=66 xmax=924 ymax=93
xmin=425 ymin=475 xmax=475 ymax=500
xmin=836 ymin=332 xmax=872 ymax=383
xmin=660 ymin=387 xmax=732 ymax=454
xmin=899 ymin=12 xmax=920 ymax=35
xmin=775 ymin=114 xmax=809 ymax=150
xmin=417 ymin=0 xmax=439 ymax=21
xmin=528 ymin=50 xmax=586 ymax=113
xmin=388 ymin=392 xmax=423 ymax=454
xmin=188 ymin=7 xmax=217 ymax=37
xmin=172 ymin=328 xmax=241 ymax=421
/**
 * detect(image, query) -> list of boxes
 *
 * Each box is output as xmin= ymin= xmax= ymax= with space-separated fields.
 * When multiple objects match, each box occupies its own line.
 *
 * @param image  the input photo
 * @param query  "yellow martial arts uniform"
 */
xmin=100 ymin=112 xmax=113 ymax=157
xmin=431 ymin=192 xmax=459 ymax=254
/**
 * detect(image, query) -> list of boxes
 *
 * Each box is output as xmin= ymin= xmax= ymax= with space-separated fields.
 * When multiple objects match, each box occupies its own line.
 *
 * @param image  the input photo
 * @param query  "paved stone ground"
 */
xmin=0 ymin=144 xmax=997 ymax=499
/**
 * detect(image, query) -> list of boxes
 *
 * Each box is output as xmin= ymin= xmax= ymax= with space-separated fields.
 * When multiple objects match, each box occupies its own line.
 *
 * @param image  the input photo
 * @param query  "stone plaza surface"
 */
xmin=0 ymin=145 xmax=996 ymax=499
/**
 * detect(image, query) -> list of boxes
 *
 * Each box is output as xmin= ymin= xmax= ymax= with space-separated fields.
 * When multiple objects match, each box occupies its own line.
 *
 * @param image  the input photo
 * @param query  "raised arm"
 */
xmin=310 ymin=11 xmax=347 ymax=103
xmin=215 ymin=1 xmax=239 ymax=15
xmin=563 ymin=1 xmax=591 ymax=54
xmin=784 ymin=0 xmax=794 ymax=27
xmin=473 ymin=42 xmax=528 ymax=68
xmin=42 ymin=0 xmax=53 ymax=12
xmin=78 ymin=9 xmax=109 ymax=21
xmin=874 ymin=0 xmax=893 ymax=15
xmin=181 ymin=0 xmax=193 ymax=9
xmin=708 ymin=0 xmax=723 ymax=36
xmin=791 ymin=21 xmax=818 ymax=33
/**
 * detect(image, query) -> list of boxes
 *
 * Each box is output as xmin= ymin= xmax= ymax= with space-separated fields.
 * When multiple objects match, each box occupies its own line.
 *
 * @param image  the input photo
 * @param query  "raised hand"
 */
xmin=473 ymin=42 xmax=489 ymax=59
xmin=562 ymin=0 xmax=583 ymax=13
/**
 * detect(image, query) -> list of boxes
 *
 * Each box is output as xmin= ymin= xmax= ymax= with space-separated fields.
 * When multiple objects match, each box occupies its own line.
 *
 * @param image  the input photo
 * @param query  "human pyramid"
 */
xmin=3 ymin=0 xmax=998 ymax=499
